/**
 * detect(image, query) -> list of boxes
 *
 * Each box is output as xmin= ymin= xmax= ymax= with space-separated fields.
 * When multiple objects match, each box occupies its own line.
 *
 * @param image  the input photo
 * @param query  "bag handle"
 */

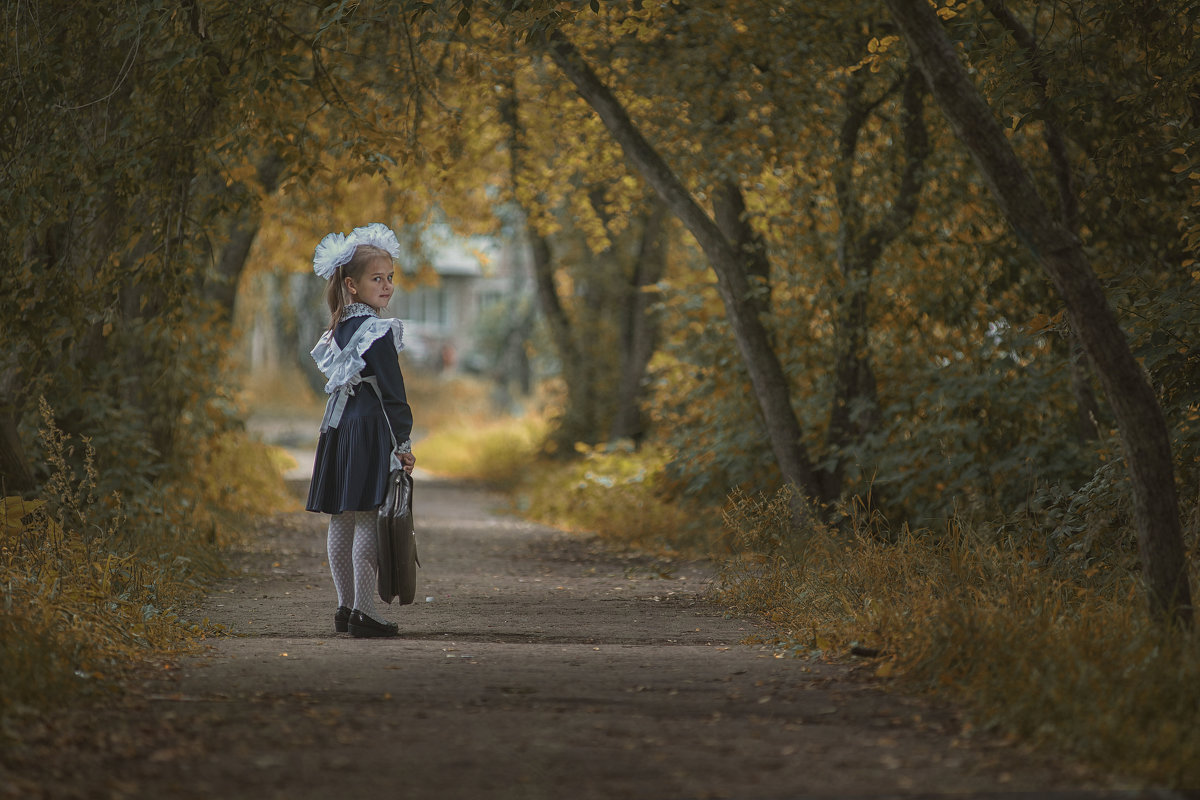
xmin=361 ymin=376 xmax=404 ymax=472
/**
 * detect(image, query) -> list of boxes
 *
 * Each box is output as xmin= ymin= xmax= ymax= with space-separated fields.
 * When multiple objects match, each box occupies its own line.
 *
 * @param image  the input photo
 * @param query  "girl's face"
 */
xmin=346 ymin=257 xmax=394 ymax=311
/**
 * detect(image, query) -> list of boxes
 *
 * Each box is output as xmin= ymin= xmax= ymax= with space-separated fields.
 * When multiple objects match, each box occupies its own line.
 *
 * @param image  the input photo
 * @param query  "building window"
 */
xmin=477 ymin=290 xmax=502 ymax=312
xmin=397 ymin=287 xmax=448 ymax=328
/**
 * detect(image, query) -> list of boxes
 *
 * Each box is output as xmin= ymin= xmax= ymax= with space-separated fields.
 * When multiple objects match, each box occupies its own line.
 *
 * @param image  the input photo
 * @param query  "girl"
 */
xmin=305 ymin=222 xmax=416 ymax=639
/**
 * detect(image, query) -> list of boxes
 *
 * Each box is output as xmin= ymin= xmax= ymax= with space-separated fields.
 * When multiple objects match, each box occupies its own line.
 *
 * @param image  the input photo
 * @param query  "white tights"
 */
xmin=327 ymin=510 xmax=382 ymax=621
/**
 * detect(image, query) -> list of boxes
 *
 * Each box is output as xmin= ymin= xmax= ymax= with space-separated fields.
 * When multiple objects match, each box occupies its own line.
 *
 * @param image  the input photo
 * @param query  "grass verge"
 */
xmin=0 ymin=399 xmax=292 ymax=720
xmin=717 ymin=486 xmax=1200 ymax=789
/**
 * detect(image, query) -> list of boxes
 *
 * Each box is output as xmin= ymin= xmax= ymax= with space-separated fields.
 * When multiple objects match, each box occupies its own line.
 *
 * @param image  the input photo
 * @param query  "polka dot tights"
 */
xmin=326 ymin=509 xmax=382 ymax=621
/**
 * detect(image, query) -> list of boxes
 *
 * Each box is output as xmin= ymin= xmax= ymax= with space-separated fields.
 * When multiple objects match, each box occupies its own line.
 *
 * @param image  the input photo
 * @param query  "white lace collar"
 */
xmin=341 ymin=302 xmax=378 ymax=320
xmin=312 ymin=313 xmax=405 ymax=394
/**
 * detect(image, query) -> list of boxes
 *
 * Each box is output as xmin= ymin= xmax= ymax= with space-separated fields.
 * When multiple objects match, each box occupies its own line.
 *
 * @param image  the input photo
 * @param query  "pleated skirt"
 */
xmin=305 ymin=389 xmax=392 ymax=515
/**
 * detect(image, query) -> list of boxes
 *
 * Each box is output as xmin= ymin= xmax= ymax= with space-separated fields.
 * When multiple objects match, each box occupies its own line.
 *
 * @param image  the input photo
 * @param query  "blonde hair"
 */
xmin=324 ymin=244 xmax=392 ymax=332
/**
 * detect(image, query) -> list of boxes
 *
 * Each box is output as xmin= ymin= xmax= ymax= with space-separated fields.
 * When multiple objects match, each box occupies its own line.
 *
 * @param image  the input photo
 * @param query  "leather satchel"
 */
xmin=377 ymin=467 xmax=419 ymax=604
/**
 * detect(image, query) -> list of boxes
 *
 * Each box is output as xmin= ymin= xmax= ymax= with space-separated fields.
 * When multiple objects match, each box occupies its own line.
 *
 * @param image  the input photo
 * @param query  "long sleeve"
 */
xmin=361 ymin=330 xmax=413 ymax=448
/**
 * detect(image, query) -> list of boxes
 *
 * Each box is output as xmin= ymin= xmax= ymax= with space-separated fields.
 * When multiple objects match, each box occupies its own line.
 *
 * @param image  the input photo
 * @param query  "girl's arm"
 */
xmin=363 ymin=331 xmax=414 ymax=449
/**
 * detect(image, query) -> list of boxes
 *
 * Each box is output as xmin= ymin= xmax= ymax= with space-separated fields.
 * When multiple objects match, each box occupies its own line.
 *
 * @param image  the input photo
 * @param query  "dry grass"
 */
xmin=513 ymin=443 xmax=719 ymax=556
xmin=236 ymin=360 xmax=327 ymax=420
xmin=0 ymin=399 xmax=298 ymax=718
xmin=717 ymin=485 xmax=1200 ymax=789
xmin=418 ymin=415 xmax=547 ymax=489
xmin=404 ymin=370 xmax=499 ymax=435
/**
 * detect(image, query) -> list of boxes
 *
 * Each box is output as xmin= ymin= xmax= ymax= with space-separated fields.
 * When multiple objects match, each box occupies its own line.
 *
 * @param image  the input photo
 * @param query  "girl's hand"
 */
xmin=401 ymin=451 xmax=416 ymax=475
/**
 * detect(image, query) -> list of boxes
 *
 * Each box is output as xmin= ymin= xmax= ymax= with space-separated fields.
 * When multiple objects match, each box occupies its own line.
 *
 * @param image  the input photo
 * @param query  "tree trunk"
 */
xmin=824 ymin=68 xmax=928 ymax=500
xmin=610 ymin=196 xmax=669 ymax=443
xmin=711 ymin=180 xmax=771 ymax=314
xmin=207 ymin=154 xmax=286 ymax=326
xmin=547 ymin=33 xmax=823 ymax=505
xmin=0 ymin=365 xmax=35 ymax=495
xmin=884 ymin=0 xmax=1193 ymax=625
xmin=1068 ymin=337 xmax=1101 ymax=441
xmin=499 ymin=78 xmax=601 ymax=447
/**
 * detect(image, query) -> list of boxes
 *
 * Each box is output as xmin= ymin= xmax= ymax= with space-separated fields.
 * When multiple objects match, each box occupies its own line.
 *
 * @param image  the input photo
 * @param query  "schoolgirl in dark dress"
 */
xmin=305 ymin=223 xmax=416 ymax=638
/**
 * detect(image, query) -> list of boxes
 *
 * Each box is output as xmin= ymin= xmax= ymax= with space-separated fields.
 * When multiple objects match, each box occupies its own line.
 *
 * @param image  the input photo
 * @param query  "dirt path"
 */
xmin=4 ymin=475 xmax=1162 ymax=799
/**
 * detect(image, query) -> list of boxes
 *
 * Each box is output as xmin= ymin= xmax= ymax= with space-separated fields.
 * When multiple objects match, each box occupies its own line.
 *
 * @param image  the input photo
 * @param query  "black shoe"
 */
xmin=348 ymin=610 xmax=399 ymax=638
xmin=334 ymin=606 xmax=352 ymax=633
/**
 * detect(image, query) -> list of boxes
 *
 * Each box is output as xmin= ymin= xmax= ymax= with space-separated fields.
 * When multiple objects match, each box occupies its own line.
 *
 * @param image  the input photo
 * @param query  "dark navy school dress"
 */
xmin=305 ymin=303 xmax=413 ymax=515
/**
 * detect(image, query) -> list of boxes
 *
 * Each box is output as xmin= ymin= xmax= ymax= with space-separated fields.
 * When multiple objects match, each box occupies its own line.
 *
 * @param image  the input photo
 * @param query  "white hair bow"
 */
xmin=350 ymin=222 xmax=401 ymax=260
xmin=312 ymin=232 xmax=356 ymax=279
xmin=312 ymin=223 xmax=400 ymax=279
